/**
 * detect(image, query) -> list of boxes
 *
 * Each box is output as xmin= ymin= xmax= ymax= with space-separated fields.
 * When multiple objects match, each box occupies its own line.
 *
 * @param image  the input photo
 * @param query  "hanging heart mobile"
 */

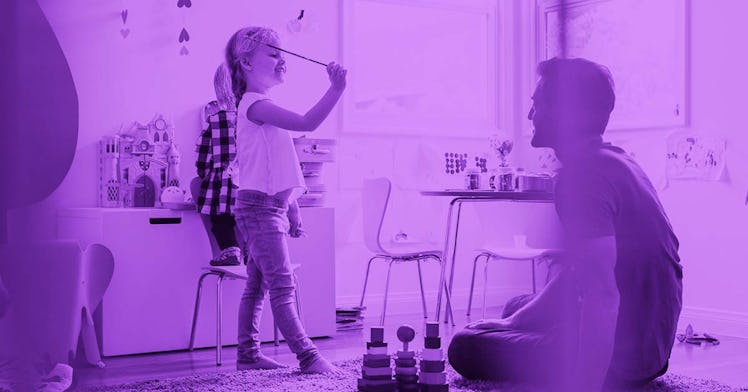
xmin=120 ymin=1 xmax=129 ymax=39
xmin=177 ymin=0 xmax=192 ymax=55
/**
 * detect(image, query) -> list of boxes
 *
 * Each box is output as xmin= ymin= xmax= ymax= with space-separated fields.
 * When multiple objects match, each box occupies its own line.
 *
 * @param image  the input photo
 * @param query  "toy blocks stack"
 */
xmin=394 ymin=325 xmax=419 ymax=392
xmin=358 ymin=326 xmax=396 ymax=392
xmin=419 ymin=322 xmax=449 ymax=392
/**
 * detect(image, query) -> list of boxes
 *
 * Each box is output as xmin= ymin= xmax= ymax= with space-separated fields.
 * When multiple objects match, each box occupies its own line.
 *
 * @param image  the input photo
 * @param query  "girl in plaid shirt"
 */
xmin=195 ymin=64 xmax=242 ymax=266
xmin=225 ymin=26 xmax=346 ymax=374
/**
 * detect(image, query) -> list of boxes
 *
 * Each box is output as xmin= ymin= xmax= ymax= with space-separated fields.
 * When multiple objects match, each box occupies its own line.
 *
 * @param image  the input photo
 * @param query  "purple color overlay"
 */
xmin=2 ymin=1 xmax=748 ymax=391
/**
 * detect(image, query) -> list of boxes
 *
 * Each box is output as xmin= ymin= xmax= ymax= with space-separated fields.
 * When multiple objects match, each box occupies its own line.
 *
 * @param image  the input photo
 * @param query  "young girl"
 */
xmin=225 ymin=27 xmax=346 ymax=374
xmin=195 ymin=64 xmax=242 ymax=266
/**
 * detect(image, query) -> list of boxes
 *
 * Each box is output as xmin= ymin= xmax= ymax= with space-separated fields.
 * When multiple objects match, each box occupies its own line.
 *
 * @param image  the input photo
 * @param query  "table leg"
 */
xmin=435 ymin=198 xmax=462 ymax=324
xmin=445 ymin=202 xmax=463 ymax=323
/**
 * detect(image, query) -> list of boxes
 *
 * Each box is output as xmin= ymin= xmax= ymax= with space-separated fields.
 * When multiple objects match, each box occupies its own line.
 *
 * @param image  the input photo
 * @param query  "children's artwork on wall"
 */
xmin=444 ymin=153 xmax=468 ymax=175
xmin=388 ymin=139 xmax=498 ymax=190
xmin=665 ymin=132 xmax=725 ymax=181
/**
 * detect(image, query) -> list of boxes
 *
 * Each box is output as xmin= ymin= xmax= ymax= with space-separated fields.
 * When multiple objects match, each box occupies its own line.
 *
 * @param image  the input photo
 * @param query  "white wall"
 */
xmin=608 ymin=0 xmax=748 ymax=336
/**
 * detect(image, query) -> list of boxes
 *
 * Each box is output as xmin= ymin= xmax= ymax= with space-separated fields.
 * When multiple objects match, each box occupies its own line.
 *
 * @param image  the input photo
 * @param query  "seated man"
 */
xmin=447 ymin=58 xmax=683 ymax=391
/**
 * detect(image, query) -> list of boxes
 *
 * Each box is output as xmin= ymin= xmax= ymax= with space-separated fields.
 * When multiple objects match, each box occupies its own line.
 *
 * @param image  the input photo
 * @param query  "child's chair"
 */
xmin=467 ymin=235 xmax=561 ymax=318
xmin=358 ymin=177 xmax=455 ymax=326
xmin=188 ymin=177 xmax=301 ymax=366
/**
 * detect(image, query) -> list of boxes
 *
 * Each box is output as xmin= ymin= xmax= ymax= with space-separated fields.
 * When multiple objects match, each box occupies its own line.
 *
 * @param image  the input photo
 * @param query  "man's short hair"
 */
xmin=536 ymin=57 xmax=616 ymax=135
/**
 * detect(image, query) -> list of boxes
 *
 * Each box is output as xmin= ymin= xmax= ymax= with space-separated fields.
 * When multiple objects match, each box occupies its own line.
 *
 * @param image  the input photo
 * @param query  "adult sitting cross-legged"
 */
xmin=447 ymin=57 xmax=683 ymax=392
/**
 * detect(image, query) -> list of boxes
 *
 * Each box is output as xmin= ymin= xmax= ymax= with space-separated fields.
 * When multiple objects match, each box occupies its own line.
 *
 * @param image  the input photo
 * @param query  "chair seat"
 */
xmin=378 ymin=247 xmax=442 ymax=260
xmin=477 ymin=245 xmax=560 ymax=260
xmin=201 ymin=263 xmax=301 ymax=280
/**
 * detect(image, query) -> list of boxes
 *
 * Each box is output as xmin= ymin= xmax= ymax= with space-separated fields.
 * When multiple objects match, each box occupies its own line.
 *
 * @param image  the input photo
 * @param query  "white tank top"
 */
xmin=230 ymin=92 xmax=306 ymax=202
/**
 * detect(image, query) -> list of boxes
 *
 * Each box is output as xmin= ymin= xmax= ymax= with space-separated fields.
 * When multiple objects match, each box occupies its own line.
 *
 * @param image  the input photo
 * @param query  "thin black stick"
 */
xmin=264 ymin=43 xmax=327 ymax=67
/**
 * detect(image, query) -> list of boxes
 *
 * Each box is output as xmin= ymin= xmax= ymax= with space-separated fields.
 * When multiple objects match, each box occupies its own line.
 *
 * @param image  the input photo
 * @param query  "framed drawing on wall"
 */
xmin=341 ymin=0 xmax=501 ymax=137
xmin=534 ymin=0 xmax=688 ymax=131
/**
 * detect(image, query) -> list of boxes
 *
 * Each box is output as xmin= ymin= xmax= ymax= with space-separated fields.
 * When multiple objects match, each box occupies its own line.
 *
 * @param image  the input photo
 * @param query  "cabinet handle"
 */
xmin=149 ymin=217 xmax=182 ymax=225
xmin=303 ymin=145 xmax=331 ymax=155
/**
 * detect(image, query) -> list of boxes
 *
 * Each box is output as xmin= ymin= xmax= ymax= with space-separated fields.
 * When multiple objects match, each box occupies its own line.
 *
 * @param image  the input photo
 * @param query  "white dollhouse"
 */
xmin=99 ymin=114 xmax=181 ymax=207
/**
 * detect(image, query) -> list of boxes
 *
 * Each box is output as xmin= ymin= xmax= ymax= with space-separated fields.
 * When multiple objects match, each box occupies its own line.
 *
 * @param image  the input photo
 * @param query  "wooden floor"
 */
xmin=76 ymin=306 xmax=748 ymax=390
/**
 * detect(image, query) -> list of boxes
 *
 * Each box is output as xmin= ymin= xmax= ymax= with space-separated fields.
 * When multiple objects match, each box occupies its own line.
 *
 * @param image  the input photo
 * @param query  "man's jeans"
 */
xmin=233 ymin=190 xmax=318 ymax=365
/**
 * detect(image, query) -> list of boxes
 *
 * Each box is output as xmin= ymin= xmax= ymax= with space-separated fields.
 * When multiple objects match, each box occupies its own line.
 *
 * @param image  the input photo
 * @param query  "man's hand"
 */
xmin=465 ymin=318 xmax=514 ymax=331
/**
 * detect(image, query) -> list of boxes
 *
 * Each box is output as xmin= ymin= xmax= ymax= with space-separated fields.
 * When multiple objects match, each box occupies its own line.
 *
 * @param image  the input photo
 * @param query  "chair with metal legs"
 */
xmin=187 ymin=264 xmax=302 ymax=366
xmin=358 ymin=177 xmax=455 ymax=326
xmin=466 ymin=236 xmax=560 ymax=318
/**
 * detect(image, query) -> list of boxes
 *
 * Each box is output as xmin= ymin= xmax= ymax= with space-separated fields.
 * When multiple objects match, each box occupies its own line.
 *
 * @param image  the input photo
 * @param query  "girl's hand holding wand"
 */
xmin=326 ymin=62 xmax=347 ymax=91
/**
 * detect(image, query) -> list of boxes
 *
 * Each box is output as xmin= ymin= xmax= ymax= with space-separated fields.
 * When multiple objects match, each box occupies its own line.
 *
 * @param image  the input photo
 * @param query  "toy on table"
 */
xmin=98 ymin=114 xmax=181 ymax=208
xmin=394 ymin=325 xmax=419 ymax=392
xmin=160 ymin=186 xmax=193 ymax=210
xmin=488 ymin=133 xmax=515 ymax=191
xmin=419 ymin=322 xmax=449 ymax=392
xmin=358 ymin=326 xmax=396 ymax=392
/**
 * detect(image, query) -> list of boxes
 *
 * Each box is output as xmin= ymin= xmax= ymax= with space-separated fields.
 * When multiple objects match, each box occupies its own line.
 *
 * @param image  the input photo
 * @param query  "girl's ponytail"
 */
xmin=225 ymin=30 xmax=246 ymax=107
xmin=214 ymin=64 xmax=236 ymax=110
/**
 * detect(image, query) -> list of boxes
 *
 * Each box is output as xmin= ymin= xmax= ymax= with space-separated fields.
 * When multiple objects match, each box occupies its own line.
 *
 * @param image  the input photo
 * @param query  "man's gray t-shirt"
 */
xmin=554 ymin=143 xmax=683 ymax=384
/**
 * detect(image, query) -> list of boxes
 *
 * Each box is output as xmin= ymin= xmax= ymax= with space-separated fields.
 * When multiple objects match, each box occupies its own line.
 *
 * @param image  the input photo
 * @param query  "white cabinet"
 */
xmin=57 ymin=207 xmax=335 ymax=357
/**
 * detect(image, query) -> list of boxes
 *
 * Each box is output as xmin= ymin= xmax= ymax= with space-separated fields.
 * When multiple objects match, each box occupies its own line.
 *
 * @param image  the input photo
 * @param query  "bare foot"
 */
xmin=300 ymin=357 xmax=346 ymax=375
xmin=236 ymin=355 xmax=288 ymax=371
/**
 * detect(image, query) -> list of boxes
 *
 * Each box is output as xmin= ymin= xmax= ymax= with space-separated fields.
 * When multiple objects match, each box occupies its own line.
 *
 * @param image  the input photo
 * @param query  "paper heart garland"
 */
xmin=178 ymin=28 xmax=190 ymax=43
xmin=180 ymin=46 xmax=189 ymax=56
xmin=120 ymin=28 xmax=130 ymax=38
xmin=177 ymin=0 xmax=192 ymax=8
xmin=121 ymin=9 xmax=128 ymax=24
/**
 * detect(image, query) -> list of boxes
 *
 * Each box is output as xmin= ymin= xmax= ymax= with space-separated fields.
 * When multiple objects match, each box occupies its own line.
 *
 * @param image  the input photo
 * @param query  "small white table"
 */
xmin=419 ymin=190 xmax=554 ymax=324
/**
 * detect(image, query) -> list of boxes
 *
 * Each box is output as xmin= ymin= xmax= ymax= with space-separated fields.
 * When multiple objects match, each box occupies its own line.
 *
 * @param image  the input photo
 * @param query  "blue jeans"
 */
xmin=233 ymin=190 xmax=318 ymax=366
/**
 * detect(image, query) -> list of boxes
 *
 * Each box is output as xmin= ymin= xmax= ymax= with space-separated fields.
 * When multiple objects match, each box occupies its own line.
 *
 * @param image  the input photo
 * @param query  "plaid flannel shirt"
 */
xmin=195 ymin=110 xmax=237 ymax=215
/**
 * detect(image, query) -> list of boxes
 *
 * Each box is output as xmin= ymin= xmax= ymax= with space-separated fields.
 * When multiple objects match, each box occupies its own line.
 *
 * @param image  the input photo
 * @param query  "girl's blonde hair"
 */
xmin=224 ymin=27 xmax=280 ymax=105
xmin=213 ymin=63 xmax=236 ymax=110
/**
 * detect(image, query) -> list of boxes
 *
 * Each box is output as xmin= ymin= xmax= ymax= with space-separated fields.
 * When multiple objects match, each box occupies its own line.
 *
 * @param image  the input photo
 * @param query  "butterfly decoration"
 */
xmin=177 ymin=0 xmax=192 ymax=8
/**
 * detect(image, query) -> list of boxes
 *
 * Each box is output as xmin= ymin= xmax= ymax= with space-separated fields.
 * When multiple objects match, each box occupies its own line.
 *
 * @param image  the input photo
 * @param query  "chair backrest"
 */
xmin=361 ymin=177 xmax=391 ymax=254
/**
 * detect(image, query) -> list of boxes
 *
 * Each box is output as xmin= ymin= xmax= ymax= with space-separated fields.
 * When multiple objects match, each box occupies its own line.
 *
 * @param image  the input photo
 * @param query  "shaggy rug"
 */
xmin=80 ymin=358 xmax=745 ymax=392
